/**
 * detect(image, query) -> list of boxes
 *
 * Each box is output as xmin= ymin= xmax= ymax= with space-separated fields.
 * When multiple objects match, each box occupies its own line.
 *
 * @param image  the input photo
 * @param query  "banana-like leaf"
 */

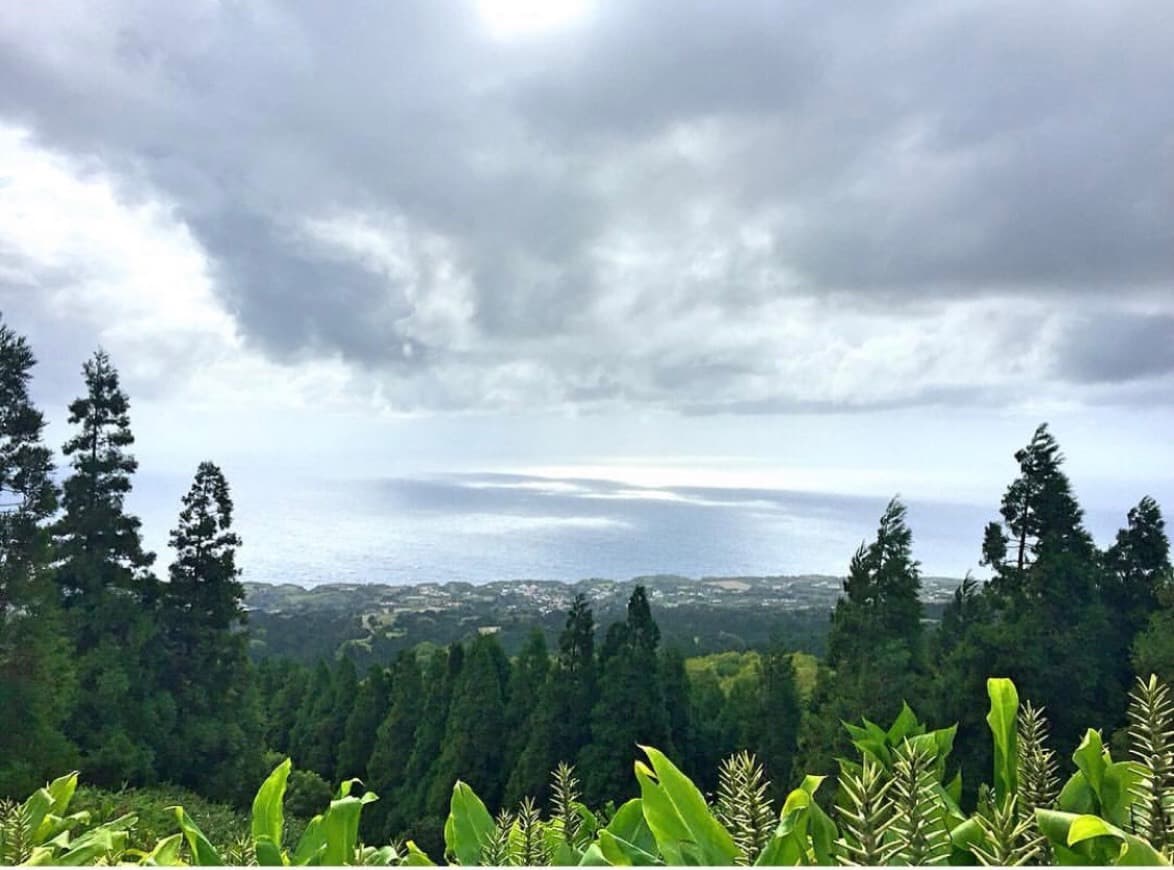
xmin=45 ymin=772 xmax=80 ymax=820
xmin=140 ymin=832 xmax=185 ymax=866
xmin=291 ymin=816 xmax=327 ymax=866
xmin=172 ymin=806 xmax=221 ymax=866
xmin=1036 ymin=809 xmax=1170 ymax=866
xmin=252 ymin=757 xmax=292 ymax=865
xmin=594 ymin=799 xmax=658 ymax=865
xmin=401 ymin=840 xmax=436 ymax=865
xmin=444 ymin=780 xmax=494 ymax=866
xmin=321 ymin=789 xmax=378 ymax=865
xmin=986 ymin=677 xmax=1019 ymax=806
xmin=23 ymin=787 xmax=55 ymax=843
xmin=635 ymin=745 xmax=739 ymax=867
xmin=54 ymin=820 xmax=133 ymax=866
xmin=756 ymin=775 xmax=835 ymax=866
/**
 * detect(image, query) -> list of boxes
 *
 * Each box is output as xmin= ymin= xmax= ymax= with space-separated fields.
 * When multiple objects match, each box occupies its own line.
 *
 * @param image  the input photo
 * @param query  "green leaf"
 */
xmin=636 ymin=746 xmax=739 ymax=866
xmin=986 ymin=677 xmax=1019 ymax=805
xmin=1101 ymin=761 xmax=1146 ymax=828
xmin=23 ymin=787 xmax=55 ymax=844
xmin=886 ymin=702 xmax=923 ymax=744
xmin=755 ymin=777 xmax=833 ymax=866
xmin=291 ymin=815 xmax=327 ymax=866
xmin=1058 ymin=772 xmax=1097 ymax=815
xmin=171 ymin=807 xmax=222 ymax=866
xmin=1072 ymin=730 xmax=1107 ymax=799
xmin=594 ymin=799 xmax=658 ymax=866
xmin=252 ymin=757 xmax=292 ymax=862
xmin=445 ymin=780 xmax=494 ymax=865
xmin=1067 ymin=814 xmax=1171 ymax=865
xmin=401 ymin=840 xmax=435 ymax=866
xmin=54 ymin=826 xmax=129 ymax=866
xmin=141 ymin=832 xmax=185 ymax=866
xmin=321 ymin=791 xmax=378 ymax=865
xmin=45 ymin=772 xmax=79 ymax=819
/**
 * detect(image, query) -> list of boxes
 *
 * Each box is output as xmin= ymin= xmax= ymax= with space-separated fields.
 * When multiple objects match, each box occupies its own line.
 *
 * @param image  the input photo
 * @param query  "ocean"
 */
xmin=122 ymin=469 xmax=1063 ymax=588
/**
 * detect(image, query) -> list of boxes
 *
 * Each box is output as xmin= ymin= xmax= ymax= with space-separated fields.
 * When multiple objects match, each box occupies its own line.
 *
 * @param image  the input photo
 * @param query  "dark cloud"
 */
xmin=1054 ymin=312 xmax=1174 ymax=385
xmin=2 ymin=0 xmax=1173 ymax=410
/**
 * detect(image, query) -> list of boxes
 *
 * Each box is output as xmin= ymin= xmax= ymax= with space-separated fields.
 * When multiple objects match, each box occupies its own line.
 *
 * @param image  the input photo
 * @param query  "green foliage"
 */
xmin=0 ymin=318 xmax=75 ymax=796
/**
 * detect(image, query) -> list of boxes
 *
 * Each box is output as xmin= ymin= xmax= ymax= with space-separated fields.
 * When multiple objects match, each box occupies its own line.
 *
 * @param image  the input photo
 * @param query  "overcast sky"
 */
xmin=1 ymin=0 xmax=1172 ymax=524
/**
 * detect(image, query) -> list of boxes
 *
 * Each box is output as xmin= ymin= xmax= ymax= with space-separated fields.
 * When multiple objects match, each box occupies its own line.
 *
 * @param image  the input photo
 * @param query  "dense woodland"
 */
xmin=2 ymin=312 xmax=1174 ymax=860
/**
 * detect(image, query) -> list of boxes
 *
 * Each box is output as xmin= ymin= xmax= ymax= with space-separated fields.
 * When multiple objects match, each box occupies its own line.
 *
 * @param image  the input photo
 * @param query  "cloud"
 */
xmin=1 ymin=0 xmax=1173 ymax=414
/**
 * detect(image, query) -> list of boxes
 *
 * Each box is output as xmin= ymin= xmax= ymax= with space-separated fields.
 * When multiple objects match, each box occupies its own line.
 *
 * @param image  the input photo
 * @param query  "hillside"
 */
xmin=243 ymin=573 xmax=962 ymax=664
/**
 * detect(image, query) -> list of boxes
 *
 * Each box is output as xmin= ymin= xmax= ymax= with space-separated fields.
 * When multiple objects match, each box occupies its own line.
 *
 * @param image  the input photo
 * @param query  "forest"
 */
xmin=2 ymin=312 xmax=1174 ymax=865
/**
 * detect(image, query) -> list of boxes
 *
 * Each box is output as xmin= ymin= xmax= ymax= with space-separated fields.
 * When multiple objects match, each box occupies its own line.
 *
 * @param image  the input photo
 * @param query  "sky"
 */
xmin=1 ymin=0 xmax=1173 ymax=570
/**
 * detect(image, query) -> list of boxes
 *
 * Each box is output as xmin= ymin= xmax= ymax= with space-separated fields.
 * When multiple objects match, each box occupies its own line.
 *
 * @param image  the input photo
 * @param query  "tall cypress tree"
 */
xmin=366 ymin=650 xmax=423 ymax=843
xmin=933 ymin=424 xmax=1119 ymax=793
xmin=158 ymin=462 xmax=263 ymax=800
xmin=55 ymin=350 xmax=162 ymax=786
xmin=798 ymin=498 xmax=924 ymax=775
xmin=502 ymin=629 xmax=550 ymax=791
xmin=337 ymin=664 xmax=391 ymax=782
xmin=0 ymin=319 xmax=75 ymax=795
xmin=580 ymin=586 xmax=669 ymax=806
xmin=426 ymin=635 xmax=510 ymax=814
xmin=510 ymin=594 xmax=598 ymax=803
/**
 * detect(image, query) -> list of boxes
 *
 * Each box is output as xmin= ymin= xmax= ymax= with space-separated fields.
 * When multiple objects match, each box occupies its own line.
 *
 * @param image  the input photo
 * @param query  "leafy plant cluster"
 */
xmin=4 ymin=673 xmax=1173 ymax=865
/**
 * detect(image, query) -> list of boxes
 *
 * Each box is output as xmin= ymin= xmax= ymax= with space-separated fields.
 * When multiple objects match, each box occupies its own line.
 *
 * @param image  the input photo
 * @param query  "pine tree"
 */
xmin=288 ymin=661 xmax=337 ymax=777
xmin=365 ymin=651 xmax=423 ymax=843
xmin=55 ymin=350 xmax=162 ymax=787
xmin=336 ymin=664 xmax=391 ymax=782
xmin=426 ymin=635 xmax=510 ymax=813
xmin=799 ymin=498 xmax=925 ymax=775
xmin=502 ymin=630 xmax=550 ymax=787
xmin=0 ymin=320 xmax=75 ymax=795
xmin=511 ymin=594 xmax=598 ymax=803
xmin=750 ymin=642 xmax=802 ymax=798
xmin=1106 ymin=497 xmax=1170 ymax=641
xmin=156 ymin=462 xmax=263 ymax=801
xmin=580 ymin=586 xmax=670 ymax=805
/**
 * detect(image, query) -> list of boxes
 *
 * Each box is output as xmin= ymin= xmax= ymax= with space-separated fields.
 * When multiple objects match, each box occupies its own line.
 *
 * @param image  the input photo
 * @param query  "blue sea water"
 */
xmin=125 ymin=469 xmax=1045 ymax=587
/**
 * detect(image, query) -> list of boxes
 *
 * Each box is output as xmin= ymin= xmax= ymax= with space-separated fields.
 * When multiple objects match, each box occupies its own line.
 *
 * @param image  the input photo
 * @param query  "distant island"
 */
xmin=243 ymin=573 xmax=963 ymax=665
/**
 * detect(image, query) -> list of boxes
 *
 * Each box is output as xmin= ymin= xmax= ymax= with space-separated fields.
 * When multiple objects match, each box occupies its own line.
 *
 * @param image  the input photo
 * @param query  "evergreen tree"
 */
xmin=932 ymin=424 xmax=1120 ymax=794
xmin=0 ymin=320 xmax=76 ymax=795
xmin=157 ymin=462 xmax=263 ymax=800
xmin=55 ymin=350 xmax=162 ymax=787
xmin=397 ymin=645 xmax=463 ymax=843
xmin=749 ymin=642 xmax=802 ymax=798
xmin=510 ymin=594 xmax=598 ymax=803
xmin=580 ymin=586 xmax=669 ymax=806
xmin=426 ymin=635 xmax=510 ymax=814
xmin=288 ymin=660 xmax=337 ymax=777
xmin=799 ymin=498 xmax=924 ymax=775
xmin=1105 ymin=496 xmax=1171 ymax=643
xmin=502 ymin=630 xmax=550 ymax=789
xmin=365 ymin=651 xmax=423 ymax=843
xmin=262 ymin=660 xmax=311 ymax=755
xmin=337 ymin=664 xmax=391 ymax=782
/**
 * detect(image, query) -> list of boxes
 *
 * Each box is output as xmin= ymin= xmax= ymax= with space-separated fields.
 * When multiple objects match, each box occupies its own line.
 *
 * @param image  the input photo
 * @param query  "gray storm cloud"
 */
xmin=1 ymin=0 xmax=1172 ymax=413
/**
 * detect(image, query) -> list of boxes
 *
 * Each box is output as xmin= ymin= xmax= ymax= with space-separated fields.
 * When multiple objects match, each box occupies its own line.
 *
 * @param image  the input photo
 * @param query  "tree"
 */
xmin=510 ymin=594 xmax=598 ymax=803
xmin=365 ymin=651 xmax=422 ymax=843
xmin=502 ymin=629 xmax=550 ymax=791
xmin=55 ymin=350 xmax=163 ymax=787
xmin=580 ymin=586 xmax=670 ymax=805
xmin=0 ymin=319 xmax=75 ymax=795
xmin=1105 ymin=497 xmax=1171 ymax=643
xmin=337 ymin=664 xmax=391 ymax=782
xmin=426 ymin=635 xmax=510 ymax=814
xmin=799 ymin=498 xmax=925 ymax=775
xmin=932 ymin=424 xmax=1121 ymax=793
xmin=157 ymin=462 xmax=263 ymax=800
xmin=749 ymin=642 xmax=802 ymax=798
